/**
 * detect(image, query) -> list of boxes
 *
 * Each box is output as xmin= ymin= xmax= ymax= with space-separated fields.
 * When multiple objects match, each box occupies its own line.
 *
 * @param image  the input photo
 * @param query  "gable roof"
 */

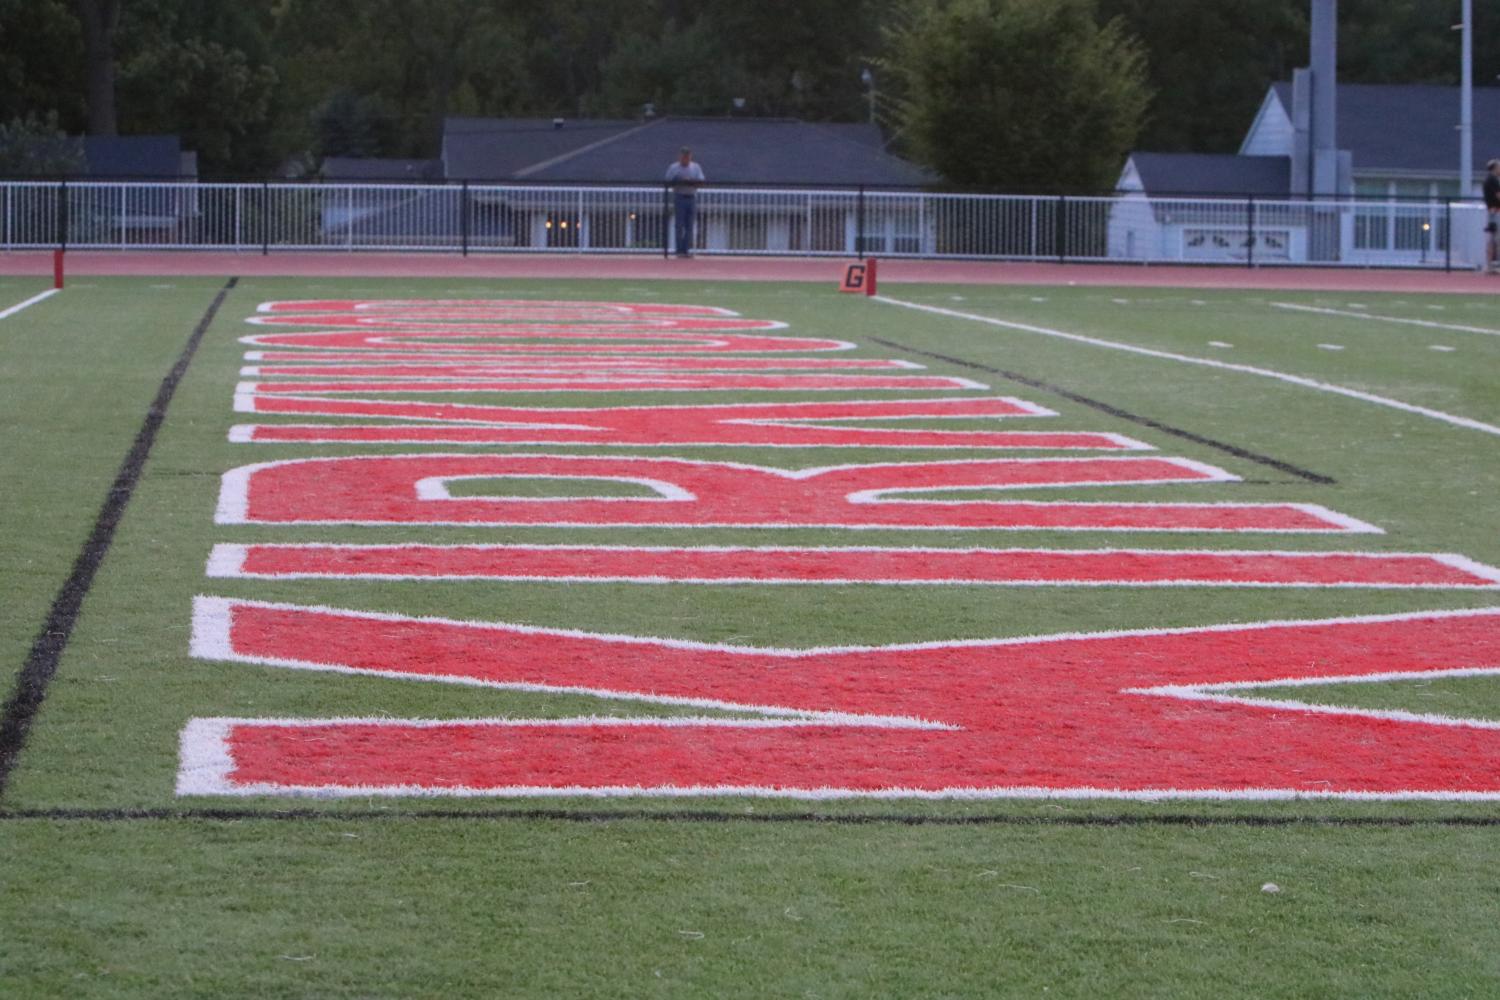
xmin=1125 ymin=153 xmax=1290 ymax=196
xmin=1269 ymin=82 xmax=1500 ymax=174
xmin=322 ymin=157 xmax=443 ymax=182
xmin=442 ymin=118 xmax=644 ymax=180
xmin=442 ymin=116 xmax=934 ymax=186
xmin=1 ymin=134 xmax=187 ymax=179
xmin=82 ymin=135 xmax=184 ymax=178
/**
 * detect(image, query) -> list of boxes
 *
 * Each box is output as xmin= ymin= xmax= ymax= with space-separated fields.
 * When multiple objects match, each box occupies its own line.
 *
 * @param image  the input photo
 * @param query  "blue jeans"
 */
xmin=673 ymin=194 xmax=696 ymax=255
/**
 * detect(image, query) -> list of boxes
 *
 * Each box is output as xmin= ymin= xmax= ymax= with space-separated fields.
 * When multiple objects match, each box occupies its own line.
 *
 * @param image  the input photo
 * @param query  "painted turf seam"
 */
xmin=874 ymin=296 xmax=1500 ymax=439
xmin=865 ymin=335 xmax=1336 ymax=485
xmin=0 ymin=288 xmax=60 ymax=321
xmin=2 ymin=806 xmax=1498 ymax=826
xmin=0 ymin=276 xmax=239 ymax=801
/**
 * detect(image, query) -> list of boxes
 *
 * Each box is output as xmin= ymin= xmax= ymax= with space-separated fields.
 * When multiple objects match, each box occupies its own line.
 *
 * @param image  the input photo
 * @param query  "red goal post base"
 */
xmin=838 ymin=258 xmax=877 ymax=296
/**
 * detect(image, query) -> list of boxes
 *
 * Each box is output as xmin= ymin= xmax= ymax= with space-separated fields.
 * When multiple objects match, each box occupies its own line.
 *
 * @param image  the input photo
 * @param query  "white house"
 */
xmin=1111 ymin=80 xmax=1500 ymax=267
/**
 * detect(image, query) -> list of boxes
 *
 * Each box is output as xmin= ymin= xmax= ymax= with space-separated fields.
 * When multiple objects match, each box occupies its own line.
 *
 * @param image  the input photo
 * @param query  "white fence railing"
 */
xmin=0 ymin=180 xmax=1485 ymax=269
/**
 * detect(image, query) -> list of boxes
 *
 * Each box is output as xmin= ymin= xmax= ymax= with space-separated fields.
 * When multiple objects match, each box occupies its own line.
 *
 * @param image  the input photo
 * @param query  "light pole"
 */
xmin=861 ymin=67 xmax=876 ymax=125
xmin=1458 ymin=0 xmax=1474 ymax=196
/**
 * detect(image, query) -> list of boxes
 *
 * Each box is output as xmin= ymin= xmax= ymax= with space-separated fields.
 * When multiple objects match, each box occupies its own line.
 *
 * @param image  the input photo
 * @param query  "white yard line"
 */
xmin=874 ymin=295 xmax=1500 ymax=439
xmin=0 ymin=288 xmax=59 ymax=321
xmin=1270 ymin=300 xmax=1500 ymax=337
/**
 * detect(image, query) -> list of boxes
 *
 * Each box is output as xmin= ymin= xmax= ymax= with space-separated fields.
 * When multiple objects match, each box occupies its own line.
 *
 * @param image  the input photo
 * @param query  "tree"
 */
xmin=587 ymin=0 xmax=899 ymax=120
xmin=0 ymin=0 xmax=85 ymax=131
xmin=591 ymin=19 xmax=754 ymax=117
xmin=688 ymin=0 xmax=898 ymax=119
xmin=515 ymin=0 xmax=659 ymax=115
xmin=310 ymin=89 xmax=396 ymax=160
xmin=1337 ymin=0 xmax=1500 ymax=91
xmin=1097 ymin=0 xmax=1303 ymax=153
xmin=271 ymin=0 xmax=528 ymax=160
xmin=74 ymin=0 xmax=120 ymax=134
xmin=1100 ymin=1 xmax=1500 ymax=155
xmin=883 ymin=0 xmax=1151 ymax=191
xmin=1340 ymin=0 xmax=1462 ymax=84
xmin=0 ymin=112 xmax=85 ymax=175
xmin=109 ymin=0 xmax=278 ymax=174
xmin=117 ymin=37 xmax=276 ymax=173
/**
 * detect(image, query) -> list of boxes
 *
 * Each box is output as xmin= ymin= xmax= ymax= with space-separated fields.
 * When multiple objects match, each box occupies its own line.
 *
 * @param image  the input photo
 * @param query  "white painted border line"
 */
xmin=188 ymin=596 xmax=948 ymax=728
xmin=230 ymin=391 xmax=1060 ymax=424
xmin=1130 ymin=666 xmax=1500 ymax=733
xmin=193 ymin=594 xmax=1500 ymax=662
xmin=238 ymin=358 xmax=928 ymax=373
xmin=255 ymin=299 xmax=744 ymax=317
xmin=876 ymin=295 xmax=1500 ymax=438
xmin=236 ymin=375 xmax=992 ymax=393
xmin=180 ymin=600 xmax=1500 ymax=800
xmin=1271 ymin=301 xmax=1500 ymax=338
xmin=177 ymin=714 xmax=1500 ymax=801
xmin=227 ymin=424 xmax=1154 ymax=451
xmin=206 ymin=542 xmax=1500 ymax=588
xmin=214 ymin=450 xmax=1345 ymax=532
xmin=0 ymin=288 xmax=59 ymax=321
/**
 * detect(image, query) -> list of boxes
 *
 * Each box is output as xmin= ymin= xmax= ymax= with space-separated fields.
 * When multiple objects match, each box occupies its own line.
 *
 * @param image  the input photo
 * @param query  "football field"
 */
xmin=1 ymin=268 xmax=1498 ymax=996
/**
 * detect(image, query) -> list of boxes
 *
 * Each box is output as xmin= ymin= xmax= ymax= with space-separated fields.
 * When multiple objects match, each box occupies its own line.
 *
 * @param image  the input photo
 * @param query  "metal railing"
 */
xmin=0 ymin=180 xmax=1485 ymax=269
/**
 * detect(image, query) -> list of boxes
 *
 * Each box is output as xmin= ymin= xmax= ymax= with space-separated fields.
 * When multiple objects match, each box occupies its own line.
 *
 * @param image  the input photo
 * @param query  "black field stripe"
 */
xmin=0 ymin=806 xmax=1496 ymax=827
xmin=0 ymin=277 xmax=238 ymax=799
xmin=868 ymin=336 xmax=1335 ymax=485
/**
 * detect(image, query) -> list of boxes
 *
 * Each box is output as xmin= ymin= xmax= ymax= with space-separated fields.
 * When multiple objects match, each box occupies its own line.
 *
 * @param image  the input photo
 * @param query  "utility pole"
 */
xmin=1309 ymin=0 xmax=1338 ymax=197
xmin=1459 ymin=0 xmax=1474 ymax=195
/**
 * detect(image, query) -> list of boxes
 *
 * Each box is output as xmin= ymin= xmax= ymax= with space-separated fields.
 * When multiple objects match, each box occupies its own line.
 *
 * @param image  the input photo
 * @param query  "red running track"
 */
xmin=5 ymin=250 xmax=1500 ymax=293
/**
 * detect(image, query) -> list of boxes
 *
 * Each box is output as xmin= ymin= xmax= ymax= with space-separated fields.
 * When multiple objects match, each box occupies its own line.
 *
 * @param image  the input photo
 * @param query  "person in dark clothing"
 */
xmin=1484 ymin=159 xmax=1500 ymax=272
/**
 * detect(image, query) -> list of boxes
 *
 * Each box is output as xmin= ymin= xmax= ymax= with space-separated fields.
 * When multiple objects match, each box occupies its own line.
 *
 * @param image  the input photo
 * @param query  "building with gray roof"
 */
xmin=325 ymin=115 xmax=934 ymax=254
xmin=1111 ymin=80 xmax=1496 ymax=266
xmin=439 ymin=116 xmax=931 ymax=187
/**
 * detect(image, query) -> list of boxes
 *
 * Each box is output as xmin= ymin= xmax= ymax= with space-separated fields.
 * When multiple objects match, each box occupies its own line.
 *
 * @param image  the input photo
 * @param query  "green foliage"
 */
xmin=1340 ymin=0 xmax=1478 ymax=85
xmin=7 ymin=0 xmax=1500 ymax=181
xmin=118 ymin=38 xmax=277 ymax=173
xmin=0 ymin=112 xmax=84 ymax=176
xmin=883 ymin=0 xmax=1151 ymax=191
xmin=310 ymin=90 xmax=396 ymax=160
xmin=1097 ymin=0 xmax=1305 ymax=153
xmin=272 ymin=0 xmax=528 ymax=159
xmin=0 ymin=0 xmax=85 ymax=131
xmin=103 ymin=0 xmax=279 ymax=173
xmin=1100 ymin=0 xmax=1500 ymax=155
xmin=590 ymin=19 xmax=755 ymax=118
xmin=504 ymin=0 xmax=896 ymax=121
xmin=665 ymin=0 xmax=896 ymax=120
xmin=515 ymin=0 xmax=662 ymax=115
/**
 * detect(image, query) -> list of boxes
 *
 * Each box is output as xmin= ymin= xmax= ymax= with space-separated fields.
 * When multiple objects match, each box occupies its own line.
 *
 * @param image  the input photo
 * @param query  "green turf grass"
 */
xmin=2 ymin=275 xmax=1498 ymax=996
xmin=4 ymin=817 xmax=1499 ymax=998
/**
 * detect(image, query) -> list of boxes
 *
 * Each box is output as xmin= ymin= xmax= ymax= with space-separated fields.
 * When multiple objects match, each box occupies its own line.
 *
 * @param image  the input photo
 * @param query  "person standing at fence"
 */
xmin=665 ymin=146 xmax=705 ymax=257
xmin=1485 ymin=159 xmax=1500 ymax=272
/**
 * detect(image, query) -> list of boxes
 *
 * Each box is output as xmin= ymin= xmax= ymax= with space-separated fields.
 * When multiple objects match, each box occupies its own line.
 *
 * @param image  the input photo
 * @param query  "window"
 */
xmin=545 ymin=213 xmax=579 ymax=248
xmin=891 ymin=210 xmax=922 ymax=254
xmin=1394 ymin=208 xmax=1433 ymax=251
xmin=1354 ymin=198 xmax=1389 ymax=250
xmin=726 ymin=215 xmax=767 ymax=251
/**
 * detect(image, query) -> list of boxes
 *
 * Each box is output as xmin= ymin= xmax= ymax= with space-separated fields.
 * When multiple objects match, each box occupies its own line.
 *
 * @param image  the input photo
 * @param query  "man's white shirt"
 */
xmin=665 ymin=162 xmax=705 ymax=191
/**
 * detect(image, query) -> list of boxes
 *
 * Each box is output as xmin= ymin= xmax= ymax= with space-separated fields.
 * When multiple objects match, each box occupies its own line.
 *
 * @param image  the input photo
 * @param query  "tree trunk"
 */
xmin=76 ymin=0 xmax=121 ymax=136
